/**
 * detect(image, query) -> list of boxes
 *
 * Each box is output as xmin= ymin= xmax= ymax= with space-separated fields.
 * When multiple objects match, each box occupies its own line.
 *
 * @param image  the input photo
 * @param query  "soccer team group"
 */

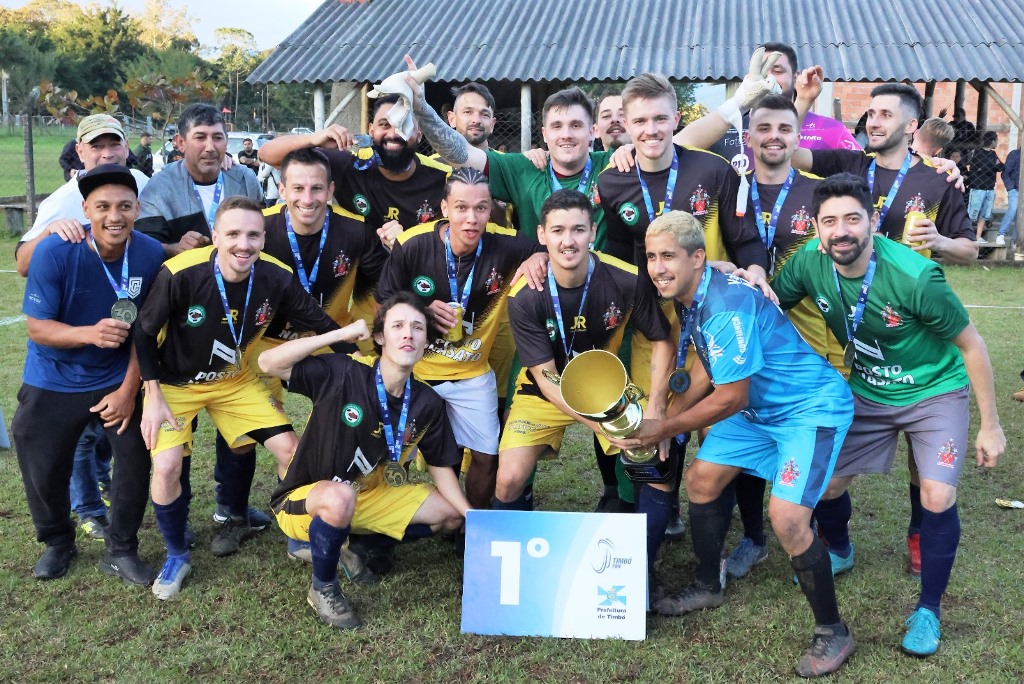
xmin=12 ymin=43 xmax=1007 ymax=677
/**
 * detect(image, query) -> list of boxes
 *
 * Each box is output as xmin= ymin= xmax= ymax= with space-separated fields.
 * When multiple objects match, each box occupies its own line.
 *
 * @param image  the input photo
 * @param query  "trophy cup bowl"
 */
xmin=546 ymin=349 xmax=657 ymax=464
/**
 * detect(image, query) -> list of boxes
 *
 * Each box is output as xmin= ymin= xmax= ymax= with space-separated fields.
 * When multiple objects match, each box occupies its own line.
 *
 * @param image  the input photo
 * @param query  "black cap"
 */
xmin=78 ymin=164 xmax=138 ymax=200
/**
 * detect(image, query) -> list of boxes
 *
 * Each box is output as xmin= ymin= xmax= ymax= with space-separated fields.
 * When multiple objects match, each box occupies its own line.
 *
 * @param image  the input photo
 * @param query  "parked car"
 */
xmin=290 ymin=127 xmax=313 ymax=135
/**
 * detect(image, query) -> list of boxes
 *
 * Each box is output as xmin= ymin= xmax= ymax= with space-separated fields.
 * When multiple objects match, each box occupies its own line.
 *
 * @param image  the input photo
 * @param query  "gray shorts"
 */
xmin=835 ymin=386 xmax=969 ymax=486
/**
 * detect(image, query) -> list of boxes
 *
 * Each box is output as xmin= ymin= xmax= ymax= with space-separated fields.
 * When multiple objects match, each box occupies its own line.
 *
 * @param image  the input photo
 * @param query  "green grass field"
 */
xmin=0 ymin=241 xmax=1021 ymax=682
xmin=0 ymin=128 xmax=72 ymax=234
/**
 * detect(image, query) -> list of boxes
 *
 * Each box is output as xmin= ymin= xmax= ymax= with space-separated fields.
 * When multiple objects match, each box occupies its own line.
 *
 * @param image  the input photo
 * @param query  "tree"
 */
xmin=125 ymin=68 xmax=224 ymax=129
xmin=49 ymin=5 xmax=148 ymax=98
xmin=0 ymin=27 xmax=56 ymax=109
xmin=136 ymin=0 xmax=199 ymax=53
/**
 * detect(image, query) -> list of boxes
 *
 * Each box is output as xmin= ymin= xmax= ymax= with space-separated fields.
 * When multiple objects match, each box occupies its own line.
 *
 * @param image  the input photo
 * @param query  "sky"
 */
xmin=1 ymin=0 xmax=323 ymax=51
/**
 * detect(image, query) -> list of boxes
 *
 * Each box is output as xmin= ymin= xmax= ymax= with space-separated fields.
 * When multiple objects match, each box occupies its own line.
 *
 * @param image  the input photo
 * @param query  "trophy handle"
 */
xmin=542 ymin=369 xmax=562 ymax=386
xmin=624 ymin=383 xmax=646 ymax=403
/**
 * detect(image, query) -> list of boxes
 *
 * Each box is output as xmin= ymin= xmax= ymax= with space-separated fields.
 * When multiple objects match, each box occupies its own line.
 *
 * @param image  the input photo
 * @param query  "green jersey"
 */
xmin=772 ymin=235 xmax=970 ymax=406
xmin=484 ymin=149 xmax=612 ymax=249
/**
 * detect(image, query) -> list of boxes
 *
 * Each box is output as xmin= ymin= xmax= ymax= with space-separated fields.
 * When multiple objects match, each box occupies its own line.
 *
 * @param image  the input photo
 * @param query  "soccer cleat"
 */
xmin=995 ymin=234 xmax=1006 ymax=246
xmin=830 ymin=544 xmax=855 ymax=576
xmin=726 ymin=537 xmax=769 ymax=578
xmin=210 ymin=517 xmax=256 ymax=557
xmin=594 ymin=493 xmax=622 ymax=513
xmin=33 ymin=545 xmax=78 ymax=580
xmin=664 ymin=514 xmax=687 ymax=542
xmin=307 ymin=581 xmax=361 ymax=630
xmin=796 ymin=623 xmax=856 ymax=677
xmin=339 ymin=545 xmax=380 ymax=585
xmin=287 ymin=538 xmax=312 ymax=563
xmin=98 ymin=482 xmax=111 ymax=508
xmin=901 ymin=607 xmax=941 ymax=657
xmin=647 ymin=571 xmax=666 ymax=611
xmin=78 ymin=514 xmax=109 ymax=541
xmin=99 ymin=551 xmax=156 ymax=587
xmin=213 ymin=504 xmax=271 ymax=531
xmin=1013 ymin=387 xmax=1024 ymax=403
xmin=653 ymin=580 xmax=725 ymax=616
xmin=906 ymin=533 xmax=922 ymax=578
xmin=152 ymin=555 xmax=191 ymax=600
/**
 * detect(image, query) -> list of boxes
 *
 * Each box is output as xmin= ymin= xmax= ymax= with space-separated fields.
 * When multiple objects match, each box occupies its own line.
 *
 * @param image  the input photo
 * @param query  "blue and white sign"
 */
xmin=461 ymin=510 xmax=647 ymax=640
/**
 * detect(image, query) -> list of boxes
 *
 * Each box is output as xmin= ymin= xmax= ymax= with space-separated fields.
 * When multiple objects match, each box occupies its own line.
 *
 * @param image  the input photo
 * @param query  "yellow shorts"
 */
xmin=629 ymin=299 xmax=681 ymax=396
xmin=499 ymin=383 xmax=618 ymax=457
xmin=275 ymin=479 xmax=433 ymax=540
xmin=147 ymin=371 xmax=290 ymax=455
xmin=787 ymin=296 xmax=850 ymax=380
xmin=488 ymin=315 xmax=515 ymax=400
xmin=350 ymin=294 xmax=378 ymax=356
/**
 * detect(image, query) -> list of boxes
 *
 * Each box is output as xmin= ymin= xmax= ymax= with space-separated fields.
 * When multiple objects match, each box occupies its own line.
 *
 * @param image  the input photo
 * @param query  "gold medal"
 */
xmin=384 ymin=461 xmax=408 ymax=487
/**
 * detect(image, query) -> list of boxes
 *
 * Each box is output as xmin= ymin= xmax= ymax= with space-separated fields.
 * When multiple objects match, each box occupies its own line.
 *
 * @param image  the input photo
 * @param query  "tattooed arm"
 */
xmin=404 ymin=55 xmax=487 ymax=170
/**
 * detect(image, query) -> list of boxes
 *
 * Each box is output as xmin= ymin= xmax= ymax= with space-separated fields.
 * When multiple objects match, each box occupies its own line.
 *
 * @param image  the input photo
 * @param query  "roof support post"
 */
xmin=520 ymin=83 xmax=532 ymax=152
xmin=923 ymin=82 xmax=936 ymax=118
xmin=313 ymin=85 xmax=325 ymax=130
xmin=977 ymin=81 xmax=1024 ymax=257
xmin=954 ymin=80 xmax=966 ymax=116
xmin=977 ymin=85 xmax=989 ymax=132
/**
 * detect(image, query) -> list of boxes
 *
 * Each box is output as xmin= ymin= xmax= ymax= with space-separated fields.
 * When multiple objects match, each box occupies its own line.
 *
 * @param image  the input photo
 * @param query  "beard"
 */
xmin=865 ymin=129 xmax=906 ymax=154
xmin=826 ymin=234 xmax=871 ymax=266
xmin=375 ymin=137 xmax=417 ymax=172
xmin=463 ymin=126 xmax=489 ymax=146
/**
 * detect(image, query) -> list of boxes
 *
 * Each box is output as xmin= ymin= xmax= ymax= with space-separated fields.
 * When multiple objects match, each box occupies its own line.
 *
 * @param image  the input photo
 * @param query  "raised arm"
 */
xmin=403 ymin=55 xmax=487 ymax=170
xmin=258 ymin=322 xmax=370 ymax=382
xmin=258 ymin=125 xmax=356 ymax=167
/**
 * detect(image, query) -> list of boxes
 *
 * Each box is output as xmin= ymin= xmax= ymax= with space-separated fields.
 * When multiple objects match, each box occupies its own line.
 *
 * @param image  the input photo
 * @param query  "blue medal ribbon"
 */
xmin=549 ymin=156 xmax=593 ymax=194
xmin=547 ymin=254 xmax=594 ymax=358
xmin=212 ymin=256 xmax=255 ymax=364
xmin=284 ymin=209 xmax=330 ymax=294
xmin=674 ymin=265 xmax=712 ymax=372
xmin=867 ymin=152 xmax=912 ymax=228
xmin=374 ymin=361 xmax=411 ymax=464
xmin=87 ymin=230 xmax=130 ymax=299
xmin=444 ymin=226 xmax=483 ymax=309
xmin=751 ymin=168 xmax=795 ymax=276
xmin=191 ymin=172 xmax=224 ymax=229
xmin=832 ymin=251 xmax=877 ymax=361
xmin=637 ymin=147 xmax=678 ymax=222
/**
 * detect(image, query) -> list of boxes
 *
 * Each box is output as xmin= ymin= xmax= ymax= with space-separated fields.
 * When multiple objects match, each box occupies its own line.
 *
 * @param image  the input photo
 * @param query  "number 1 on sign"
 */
xmin=490 ymin=537 xmax=550 ymax=605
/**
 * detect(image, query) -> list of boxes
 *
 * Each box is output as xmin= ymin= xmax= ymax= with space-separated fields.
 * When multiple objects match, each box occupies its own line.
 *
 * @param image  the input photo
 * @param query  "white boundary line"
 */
xmin=0 ymin=315 xmax=25 ymax=326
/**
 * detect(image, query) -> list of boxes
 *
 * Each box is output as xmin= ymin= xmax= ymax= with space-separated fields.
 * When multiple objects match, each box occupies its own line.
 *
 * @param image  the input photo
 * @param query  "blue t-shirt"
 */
xmin=22 ymin=230 xmax=165 ymax=392
xmin=689 ymin=267 xmax=852 ymax=427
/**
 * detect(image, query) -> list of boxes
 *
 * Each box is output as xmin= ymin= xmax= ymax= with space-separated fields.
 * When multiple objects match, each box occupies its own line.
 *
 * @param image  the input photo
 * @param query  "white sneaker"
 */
xmin=996 ymin=234 xmax=1006 ymax=246
xmin=977 ymin=237 xmax=989 ymax=244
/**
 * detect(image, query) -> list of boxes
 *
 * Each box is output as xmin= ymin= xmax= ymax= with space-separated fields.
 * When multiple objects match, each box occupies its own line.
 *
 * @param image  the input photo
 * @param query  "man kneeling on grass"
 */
xmin=259 ymin=292 xmax=470 ymax=629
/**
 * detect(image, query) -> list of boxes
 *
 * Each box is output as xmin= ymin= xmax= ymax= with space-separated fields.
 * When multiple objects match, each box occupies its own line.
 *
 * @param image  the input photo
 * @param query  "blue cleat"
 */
xmin=152 ymin=554 xmax=191 ymax=601
xmin=901 ymin=607 xmax=941 ymax=657
xmin=829 ymin=544 xmax=854 ymax=576
xmin=287 ymin=538 xmax=312 ymax=563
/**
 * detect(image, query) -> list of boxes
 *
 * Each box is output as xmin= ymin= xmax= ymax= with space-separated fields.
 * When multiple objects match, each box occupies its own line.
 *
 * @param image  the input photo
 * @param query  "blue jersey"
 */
xmin=688 ymin=267 xmax=851 ymax=427
xmin=22 ymin=230 xmax=165 ymax=392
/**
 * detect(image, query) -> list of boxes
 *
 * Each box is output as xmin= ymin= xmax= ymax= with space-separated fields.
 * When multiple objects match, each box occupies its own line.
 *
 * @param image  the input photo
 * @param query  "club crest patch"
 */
xmin=603 ymin=302 xmax=622 ymax=330
xmin=342 ymin=403 xmax=363 ymax=427
xmin=186 ymin=305 xmax=206 ymax=327
xmin=778 ymin=458 xmax=800 ymax=487
xmin=412 ymin=276 xmax=435 ymax=296
xmin=333 ymin=251 xmax=350 ymax=278
xmin=814 ymin=296 xmax=831 ymax=314
xmin=937 ymin=439 xmax=958 ymax=468
xmin=417 ymin=201 xmax=435 ymax=223
xmin=881 ymin=303 xmax=902 ymax=328
xmin=790 ymin=207 xmax=812 ymax=236
xmin=905 ymin=194 xmax=927 ymax=215
xmin=353 ymin=193 xmax=370 ymax=216
xmin=689 ymin=185 xmax=710 ymax=217
xmin=254 ymin=299 xmax=272 ymax=327
xmin=485 ymin=267 xmax=503 ymax=295
xmin=618 ymin=202 xmax=639 ymax=226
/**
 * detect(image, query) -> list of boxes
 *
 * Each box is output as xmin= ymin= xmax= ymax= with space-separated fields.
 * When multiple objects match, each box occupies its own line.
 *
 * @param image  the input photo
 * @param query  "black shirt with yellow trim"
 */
xmin=809 ymin=150 xmax=974 ymax=244
xmin=745 ymin=169 xmax=822 ymax=278
xmin=260 ymin=204 xmax=384 ymax=341
xmin=271 ymin=352 xmax=459 ymax=509
xmin=507 ymin=251 xmax=657 ymax=400
xmin=137 ymin=245 xmax=336 ymax=386
xmin=375 ymin=220 xmax=544 ymax=382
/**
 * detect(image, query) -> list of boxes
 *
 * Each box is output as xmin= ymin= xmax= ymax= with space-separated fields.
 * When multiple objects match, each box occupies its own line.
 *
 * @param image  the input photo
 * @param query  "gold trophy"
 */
xmin=544 ymin=349 xmax=674 ymax=483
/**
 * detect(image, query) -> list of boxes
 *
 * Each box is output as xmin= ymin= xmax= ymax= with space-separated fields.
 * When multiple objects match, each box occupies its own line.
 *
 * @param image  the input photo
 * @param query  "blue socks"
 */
xmin=639 ymin=485 xmax=674 ymax=572
xmin=918 ymin=504 xmax=960 ymax=618
xmin=153 ymin=494 xmax=190 ymax=558
xmin=309 ymin=516 xmax=350 ymax=588
xmin=814 ymin=491 xmax=852 ymax=556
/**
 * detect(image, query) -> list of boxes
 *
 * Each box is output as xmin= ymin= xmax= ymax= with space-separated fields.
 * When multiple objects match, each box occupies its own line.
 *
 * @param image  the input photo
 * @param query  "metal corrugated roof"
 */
xmin=249 ymin=0 xmax=1024 ymax=85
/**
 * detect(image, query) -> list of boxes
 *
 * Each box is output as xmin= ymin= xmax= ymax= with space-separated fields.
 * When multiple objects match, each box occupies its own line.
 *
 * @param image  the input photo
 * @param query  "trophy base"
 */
xmin=620 ymin=450 xmax=677 ymax=484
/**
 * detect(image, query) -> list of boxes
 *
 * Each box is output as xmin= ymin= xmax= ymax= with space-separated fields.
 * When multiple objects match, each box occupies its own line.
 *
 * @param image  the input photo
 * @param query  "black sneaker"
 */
xmin=796 ymin=623 xmax=856 ymax=677
xmin=78 ymin=514 xmax=109 ymax=541
xmin=648 ymin=571 xmax=666 ymax=611
xmin=653 ymin=580 xmax=725 ymax=616
xmin=212 ymin=504 xmax=271 ymax=531
xmin=210 ymin=517 xmax=256 ymax=557
xmin=33 ymin=545 xmax=78 ymax=580
xmin=340 ymin=545 xmax=380 ymax=585
xmin=663 ymin=514 xmax=687 ymax=542
xmin=99 ymin=551 xmax=156 ymax=587
xmin=595 ymin=493 xmax=622 ymax=513
xmin=307 ymin=581 xmax=361 ymax=630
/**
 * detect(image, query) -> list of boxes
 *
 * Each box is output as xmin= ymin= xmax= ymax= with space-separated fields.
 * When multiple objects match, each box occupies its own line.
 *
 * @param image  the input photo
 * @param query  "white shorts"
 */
xmin=432 ymin=370 xmax=500 ymax=455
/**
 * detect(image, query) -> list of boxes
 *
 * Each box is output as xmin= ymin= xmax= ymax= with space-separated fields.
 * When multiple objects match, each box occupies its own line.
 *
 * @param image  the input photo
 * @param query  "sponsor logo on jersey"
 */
xmin=485 ymin=267 xmax=503 ymax=295
xmin=545 ymin=318 xmax=556 ymax=341
xmin=618 ymin=202 xmax=639 ymax=226
xmin=417 ymin=201 xmax=436 ymax=223
xmin=689 ymin=185 xmax=710 ymax=217
xmin=341 ymin=403 xmax=363 ymax=427
xmin=254 ymin=299 xmax=272 ymax=327
xmin=790 ymin=207 xmax=812 ymax=236
xmin=603 ymin=302 xmax=622 ymax=330
xmin=126 ymin=277 xmax=143 ymax=298
xmin=814 ymin=296 xmax=831 ymax=314
xmin=905 ymin=193 xmax=927 ymax=215
xmin=412 ymin=275 xmax=435 ymax=296
xmin=778 ymin=458 xmax=800 ymax=487
xmin=186 ymin=305 xmax=206 ymax=326
xmin=881 ymin=303 xmax=903 ymax=328
xmin=353 ymin=193 xmax=370 ymax=216
xmin=333 ymin=251 xmax=350 ymax=278
xmin=937 ymin=438 xmax=958 ymax=468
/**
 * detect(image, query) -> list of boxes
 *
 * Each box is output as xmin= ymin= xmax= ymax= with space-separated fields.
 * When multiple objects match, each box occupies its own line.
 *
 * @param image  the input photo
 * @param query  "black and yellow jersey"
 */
xmin=809 ymin=150 xmax=974 ymax=246
xmin=137 ymin=246 xmax=336 ymax=386
xmin=376 ymin=220 xmax=544 ymax=382
xmin=271 ymin=353 xmax=460 ymax=508
xmin=507 ymin=251 xmax=657 ymax=400
xmin=260 ymin=204 xmax=384 ymax=341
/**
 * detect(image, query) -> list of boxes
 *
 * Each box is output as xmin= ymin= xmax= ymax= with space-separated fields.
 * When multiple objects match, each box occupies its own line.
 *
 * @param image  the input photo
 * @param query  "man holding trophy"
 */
xmin=609 ymin=210 xmax=856 ymax=678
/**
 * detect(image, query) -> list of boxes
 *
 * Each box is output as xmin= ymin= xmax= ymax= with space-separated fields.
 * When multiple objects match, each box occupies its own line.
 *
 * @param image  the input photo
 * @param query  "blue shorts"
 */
xmin=697 ymin=414 xmax=849 ymax=508
xmin=967 ymin=188 xmax=995 ymax=221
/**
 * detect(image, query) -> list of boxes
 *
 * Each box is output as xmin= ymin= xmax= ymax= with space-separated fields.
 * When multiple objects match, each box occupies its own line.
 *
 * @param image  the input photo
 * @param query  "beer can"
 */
xmin=903 ymin=211 xmax=926 ymax=247
xmin=443 ymin=302 xmax=464 ymax=343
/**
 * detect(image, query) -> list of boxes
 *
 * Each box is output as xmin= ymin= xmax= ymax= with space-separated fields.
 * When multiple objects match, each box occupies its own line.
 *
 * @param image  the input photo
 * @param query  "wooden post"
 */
xmin=954 ymin=80 xmax=966 ymax=116
xmin=23 ymin=101 xmax=35 ymax=226
xmin=360 ymin=83 xmax=369 ymax=133
xmin=520 ymin=83 xmax=532 ymax=152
